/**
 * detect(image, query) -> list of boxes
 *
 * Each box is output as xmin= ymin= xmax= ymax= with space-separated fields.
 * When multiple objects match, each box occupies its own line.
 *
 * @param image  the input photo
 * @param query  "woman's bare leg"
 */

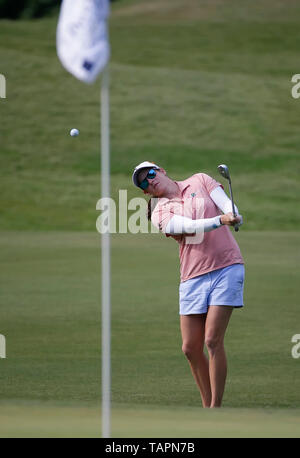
xmin=204 ymin=306 xmax=233 ymax=408
xmin=180 ymin=314 xmax=211 ymax=407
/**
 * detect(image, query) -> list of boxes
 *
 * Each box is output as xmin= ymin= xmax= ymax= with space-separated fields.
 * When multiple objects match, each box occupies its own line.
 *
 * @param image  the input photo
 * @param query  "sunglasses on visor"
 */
xmin=139 ymin=168 xmax=158 ymax=190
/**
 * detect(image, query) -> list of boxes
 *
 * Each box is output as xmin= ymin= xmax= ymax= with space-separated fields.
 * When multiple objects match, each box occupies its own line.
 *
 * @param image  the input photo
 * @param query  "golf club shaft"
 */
xmin=228 ymin=179 xmax=239 ymax=232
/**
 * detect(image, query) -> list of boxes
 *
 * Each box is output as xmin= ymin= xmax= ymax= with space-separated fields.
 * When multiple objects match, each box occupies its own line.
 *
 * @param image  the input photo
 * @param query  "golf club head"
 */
xmin=217 ymin=164 xmax=230 ymax=180
xmin=217 ymin=163 xmax=239 ymax=231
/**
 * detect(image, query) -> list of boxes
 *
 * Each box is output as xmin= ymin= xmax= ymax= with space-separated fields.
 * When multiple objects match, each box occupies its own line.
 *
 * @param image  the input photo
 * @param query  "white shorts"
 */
xmin=179 ymin=264 xmax=245 ymax=315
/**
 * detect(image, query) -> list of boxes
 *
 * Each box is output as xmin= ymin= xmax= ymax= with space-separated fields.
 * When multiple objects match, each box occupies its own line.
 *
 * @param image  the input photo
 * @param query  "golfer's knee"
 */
xmin=182 ymin=342 xmax=200 ymax=360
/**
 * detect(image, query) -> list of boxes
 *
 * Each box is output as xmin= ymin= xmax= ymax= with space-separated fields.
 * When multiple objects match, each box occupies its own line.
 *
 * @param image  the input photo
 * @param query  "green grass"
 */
xmin=0 ymin=404 xmax=299 ymax=438
xmin=111 ymin=405 xmax=300 ymax=438
xmin=0 ymin=231 xmax=299 ymax=436
xmin=0 ymin=403 xmax=102 ymax=438
xmin=1 ymin=0 xmax=300 ymax=437
xmin=1 ymin=0 xmax=300 ymax=230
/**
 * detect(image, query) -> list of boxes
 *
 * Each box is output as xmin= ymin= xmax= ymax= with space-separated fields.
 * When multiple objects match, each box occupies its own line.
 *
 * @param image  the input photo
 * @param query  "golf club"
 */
xmin=217 ymin=164 xmax=239 ymax=232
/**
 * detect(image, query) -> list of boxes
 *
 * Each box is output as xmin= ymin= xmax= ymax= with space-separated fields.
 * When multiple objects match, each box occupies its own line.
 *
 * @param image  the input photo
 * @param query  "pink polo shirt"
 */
xmin=151 ymin=173 xmax=244 ymax=282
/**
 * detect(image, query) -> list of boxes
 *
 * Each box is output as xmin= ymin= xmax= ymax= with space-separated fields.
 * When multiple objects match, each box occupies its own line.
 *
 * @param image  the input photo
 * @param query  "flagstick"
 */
xmin=101 ymin=64 xmax=111 ymax=438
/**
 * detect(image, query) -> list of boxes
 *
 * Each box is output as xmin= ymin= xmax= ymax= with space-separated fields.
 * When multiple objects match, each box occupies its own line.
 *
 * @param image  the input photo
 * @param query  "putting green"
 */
xmin=111 ymin=405 xmax=300 ymax=438
xmin=0 ymin=403 xmax=299 ymax=437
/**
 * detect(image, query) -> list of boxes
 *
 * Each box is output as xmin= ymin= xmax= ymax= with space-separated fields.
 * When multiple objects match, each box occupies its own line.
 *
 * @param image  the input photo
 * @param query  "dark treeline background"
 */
xmin=0 ymin=0 xmax=118 ymax=19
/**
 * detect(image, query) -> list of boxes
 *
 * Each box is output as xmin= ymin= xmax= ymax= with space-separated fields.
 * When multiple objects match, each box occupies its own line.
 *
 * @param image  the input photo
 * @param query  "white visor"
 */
xmin=132 ymin=161 xmax=160 ymax=188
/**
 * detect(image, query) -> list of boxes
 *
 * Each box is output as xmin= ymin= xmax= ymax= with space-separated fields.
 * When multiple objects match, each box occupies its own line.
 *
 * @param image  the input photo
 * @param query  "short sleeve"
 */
xmin=151 ymin=200 xmax=185 ymax=233
xmin=198 ymin=173 xmax=224 ymax=194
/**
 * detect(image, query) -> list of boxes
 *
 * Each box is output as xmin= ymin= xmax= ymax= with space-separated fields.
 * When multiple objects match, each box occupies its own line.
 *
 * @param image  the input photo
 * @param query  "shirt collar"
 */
xmin=174 ymin=180 xmax=190 ymax=196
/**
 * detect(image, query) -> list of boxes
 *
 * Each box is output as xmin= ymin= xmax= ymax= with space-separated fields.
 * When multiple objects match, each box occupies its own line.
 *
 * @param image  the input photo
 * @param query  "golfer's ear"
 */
xmin=159 ymin=168 xmax=167 ymax=176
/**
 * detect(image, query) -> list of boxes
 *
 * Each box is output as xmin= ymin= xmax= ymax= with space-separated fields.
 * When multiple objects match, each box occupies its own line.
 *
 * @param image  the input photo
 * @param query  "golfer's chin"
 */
xmin=150 ymin=187 xmax=164 ymax=197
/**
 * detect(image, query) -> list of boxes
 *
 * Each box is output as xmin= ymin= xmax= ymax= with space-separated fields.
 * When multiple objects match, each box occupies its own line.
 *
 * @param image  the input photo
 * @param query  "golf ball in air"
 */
xmin=70 ymin=128 xmax=79 ymax=137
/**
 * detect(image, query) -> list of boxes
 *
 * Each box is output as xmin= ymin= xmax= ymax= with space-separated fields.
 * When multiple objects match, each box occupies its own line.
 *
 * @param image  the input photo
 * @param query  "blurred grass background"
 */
xmin=1 ymin=0 xmax=300 ymax=230
xmin=0 ymin=0 xmax=300 ymax=437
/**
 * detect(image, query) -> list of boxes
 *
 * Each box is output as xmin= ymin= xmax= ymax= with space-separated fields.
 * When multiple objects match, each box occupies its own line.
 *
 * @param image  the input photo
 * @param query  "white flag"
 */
xmin=57 ymin=0 xmax=110 ymax=84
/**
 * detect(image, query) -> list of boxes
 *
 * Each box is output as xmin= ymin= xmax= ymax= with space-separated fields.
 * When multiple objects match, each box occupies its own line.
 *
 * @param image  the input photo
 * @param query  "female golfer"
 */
xmin=132 ymin=161 xmax=245 ymax=408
